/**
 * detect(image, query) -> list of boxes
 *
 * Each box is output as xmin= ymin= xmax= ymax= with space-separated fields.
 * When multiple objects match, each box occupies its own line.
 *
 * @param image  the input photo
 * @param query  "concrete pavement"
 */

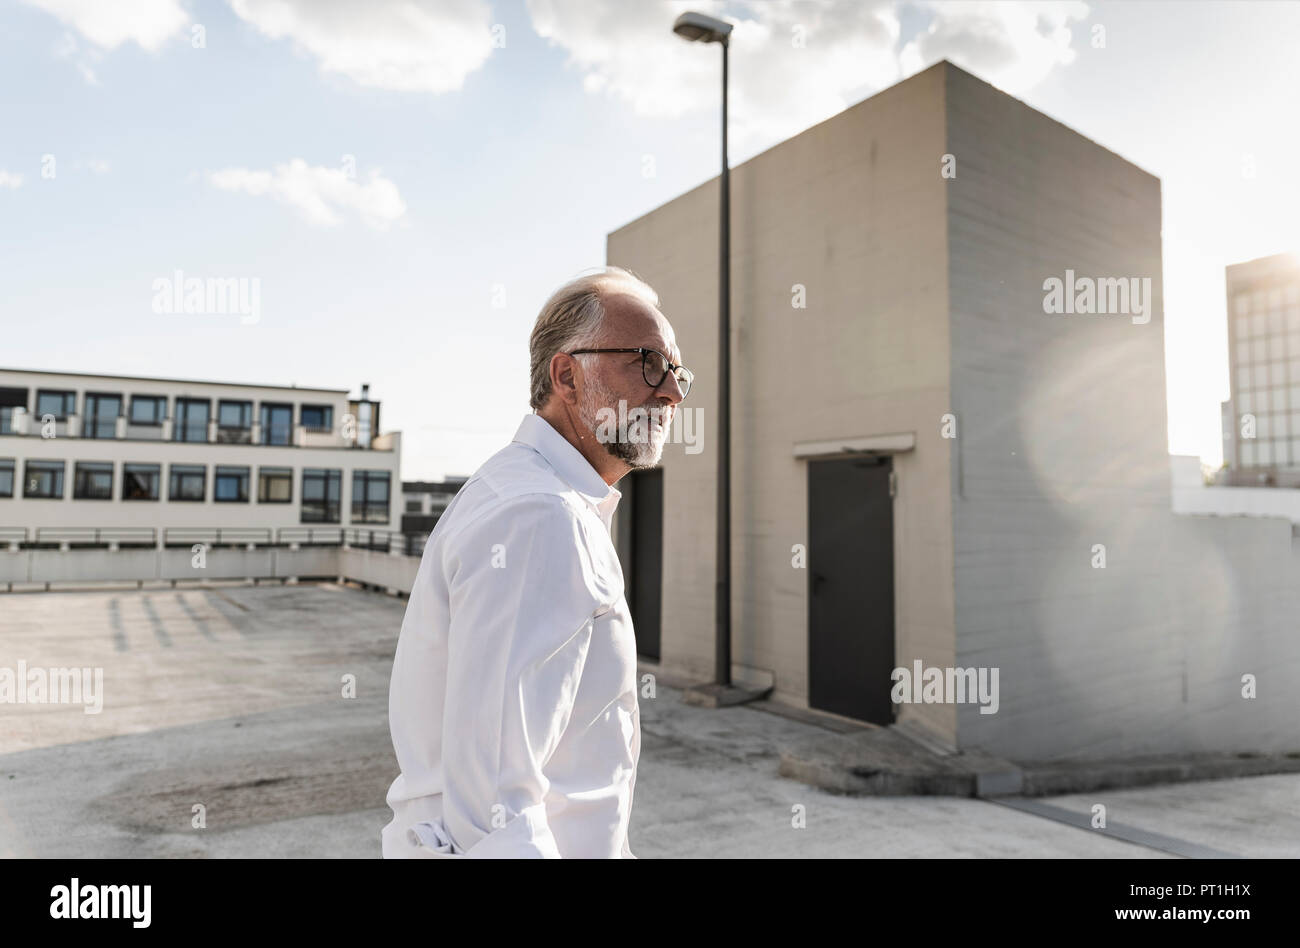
xmin=1 ymin=582 xmax=1294 ymax=858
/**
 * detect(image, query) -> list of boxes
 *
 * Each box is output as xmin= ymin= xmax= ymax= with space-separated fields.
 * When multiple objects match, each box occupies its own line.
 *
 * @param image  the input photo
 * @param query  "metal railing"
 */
xmin=277 ymin=526 xmax=344 ymax=546
xmin=34 ymin=526 xmax=157 ymax=545
xmin=0 ymin=526 xmax=28 ymax=544
xmin=173 ymin=423 xmax=210 ymax=443
xmin=216 ymin=426 xmax=253 ymax=444
xmin=164 ymin=527 xmax=273 ymax=547
xmin=1 ymin=526 xmax=428 ymax=555
xmin=83 ymin=419 xmax=118 ymax=439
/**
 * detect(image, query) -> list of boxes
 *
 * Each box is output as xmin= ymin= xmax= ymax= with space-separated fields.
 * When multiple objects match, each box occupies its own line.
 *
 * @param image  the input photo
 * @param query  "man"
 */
xmin=382 ymin=266 xmax=691 ymax=858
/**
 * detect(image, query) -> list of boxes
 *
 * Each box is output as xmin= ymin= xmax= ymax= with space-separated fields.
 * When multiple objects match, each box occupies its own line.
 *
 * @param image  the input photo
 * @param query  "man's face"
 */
xmin=576 ymin=293 xmax=685 ymax=469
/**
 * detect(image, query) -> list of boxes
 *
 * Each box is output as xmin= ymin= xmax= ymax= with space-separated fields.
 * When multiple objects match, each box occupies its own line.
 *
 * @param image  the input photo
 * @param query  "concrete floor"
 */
xmin=1 ymin=582 xmax=1295 ymax=858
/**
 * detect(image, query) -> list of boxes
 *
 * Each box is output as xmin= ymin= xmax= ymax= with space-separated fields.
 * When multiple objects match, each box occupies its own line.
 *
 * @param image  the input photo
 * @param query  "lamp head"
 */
xmin=672 ymin=11 xmax=733 ymax=44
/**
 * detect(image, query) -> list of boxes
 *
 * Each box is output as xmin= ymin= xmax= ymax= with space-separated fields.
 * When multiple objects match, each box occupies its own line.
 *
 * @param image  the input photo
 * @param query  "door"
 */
xmin=808 ymin=455 xmax=895 ymax=724
xmin=619 ymin=468 xmax=663 ymax=660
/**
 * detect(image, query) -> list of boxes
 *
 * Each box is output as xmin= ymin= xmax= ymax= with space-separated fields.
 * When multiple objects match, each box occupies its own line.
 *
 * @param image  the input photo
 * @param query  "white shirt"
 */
xmin=382 ymin=412 xmax=640 ymax=858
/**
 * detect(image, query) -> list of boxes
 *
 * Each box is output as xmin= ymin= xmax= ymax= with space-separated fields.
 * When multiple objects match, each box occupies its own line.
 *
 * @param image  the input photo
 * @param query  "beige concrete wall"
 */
xmin=944 ymin=64 xmax=1300 ymax=760
xmin=608 ymin=63 xmax=956 ymax=737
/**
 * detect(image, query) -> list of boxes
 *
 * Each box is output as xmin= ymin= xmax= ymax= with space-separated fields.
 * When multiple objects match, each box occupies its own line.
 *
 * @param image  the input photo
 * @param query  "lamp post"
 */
xmin=674 ymin=12 xmax=758 ymax=705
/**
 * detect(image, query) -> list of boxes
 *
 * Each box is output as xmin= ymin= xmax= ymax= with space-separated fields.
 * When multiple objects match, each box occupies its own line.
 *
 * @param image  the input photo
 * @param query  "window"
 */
xmin=175 ymin=398 xmax=210 ymax=443
xmin=123 ymin=464 xmax=160 ymax=500
xmin=217 ymin=401 xmax=253 ymax=443
xmin=74 ymin=461 xmax=114 ymax=499
xmin=406 ymin=499 xmax=423 ymax=513
xmin=84 ymin=393 xmax=122 ymax=439
xmin=24 ymin=460 xmax=65 ymax=498
xmin=0 ymin=387 xmax=27 ymax=435
xmin=258 ymin=467 xmax=292 ymax=503
xmin=129 ymin=395 xmax=166 ymax=425
xmin=0 ymin=459 xmax=13 ymax=498
xmin=215 ymin=466 xmax=250 ymax=502
xmin=261 ymin=403 xmax=292 ymax=445
xmin=352 ymin=470 xmax=390 ymax=523
xmin=300 ymin=404 xmax=333 ymax=432
xmin=169 ymin=464 xmax=206 ymax=501
xmin=301 ymin=468 xmax=341 ymax=522
xmin=35 ymin=390 xmax=76 ymax=420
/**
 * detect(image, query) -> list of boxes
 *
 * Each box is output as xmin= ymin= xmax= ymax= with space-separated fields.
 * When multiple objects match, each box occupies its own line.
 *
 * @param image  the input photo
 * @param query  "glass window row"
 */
xmin=1232 ymin=304 xmax=1300 ymax=340
xmin=1235 ymin=391 xmax=1300 ymax=416
xmin=0 ymin=460 xmax=389 ymax=522
xmin=1239 ymin=439 xmax=1300 ymax=468
xmin=0 ymin=390 xmax=335 ymax=444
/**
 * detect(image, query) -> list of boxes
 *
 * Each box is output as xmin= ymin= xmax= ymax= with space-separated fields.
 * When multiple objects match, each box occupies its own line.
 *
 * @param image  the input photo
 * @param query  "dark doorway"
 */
xmin=808 ymin=455 xmax=895 ymax=724
xmin=619 ymin=467 xmax=663 ymax=660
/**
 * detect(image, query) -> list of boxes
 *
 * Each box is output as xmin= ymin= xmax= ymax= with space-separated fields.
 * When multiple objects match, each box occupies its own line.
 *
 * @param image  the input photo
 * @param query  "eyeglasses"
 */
xmin=567 ymin=347 xmax=694 ymax=398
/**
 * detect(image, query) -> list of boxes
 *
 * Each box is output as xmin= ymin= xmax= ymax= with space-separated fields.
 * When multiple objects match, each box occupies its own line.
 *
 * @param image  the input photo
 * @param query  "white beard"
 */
xmin=579 ymin=381 xmax=668 ymax=469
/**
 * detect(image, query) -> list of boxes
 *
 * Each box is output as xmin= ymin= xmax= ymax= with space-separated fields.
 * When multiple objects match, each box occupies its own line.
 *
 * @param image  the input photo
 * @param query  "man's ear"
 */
xmin=550 ymin=352 xmax=580 ymax=405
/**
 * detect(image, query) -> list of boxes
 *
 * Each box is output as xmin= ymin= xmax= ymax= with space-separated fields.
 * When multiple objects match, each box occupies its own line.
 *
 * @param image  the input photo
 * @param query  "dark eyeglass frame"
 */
xmin=567 ymin=347 xmax=693 ymax=398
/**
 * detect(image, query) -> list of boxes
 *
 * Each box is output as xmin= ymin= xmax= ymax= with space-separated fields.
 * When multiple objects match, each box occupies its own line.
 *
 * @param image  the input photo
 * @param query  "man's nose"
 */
xmin=656 ymin=371 xmax=685 ymax=405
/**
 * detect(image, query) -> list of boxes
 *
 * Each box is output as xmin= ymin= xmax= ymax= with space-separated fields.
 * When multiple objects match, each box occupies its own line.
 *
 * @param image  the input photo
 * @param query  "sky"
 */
xmin=2 ymin=0 xmax=1298 ymax=480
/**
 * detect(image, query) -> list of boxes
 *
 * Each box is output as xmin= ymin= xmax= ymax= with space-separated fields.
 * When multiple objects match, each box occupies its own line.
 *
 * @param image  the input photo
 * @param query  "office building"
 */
xmin=0 ymin=368 xmax=400 ymax=547
xmin=1219 ymin=252 xmax=1300 ymax=487
xmin=401 ymin=477 xmax=468 ymax=538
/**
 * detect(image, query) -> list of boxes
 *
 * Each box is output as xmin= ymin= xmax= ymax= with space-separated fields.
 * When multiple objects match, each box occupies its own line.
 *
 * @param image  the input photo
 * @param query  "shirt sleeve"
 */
xmin=439 ymin=492 xmax=611 ymax=858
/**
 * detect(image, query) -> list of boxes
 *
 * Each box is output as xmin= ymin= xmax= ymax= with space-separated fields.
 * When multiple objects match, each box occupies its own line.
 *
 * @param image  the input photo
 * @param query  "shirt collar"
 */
xmin=512 ymin=413 xmax=622 ymax=523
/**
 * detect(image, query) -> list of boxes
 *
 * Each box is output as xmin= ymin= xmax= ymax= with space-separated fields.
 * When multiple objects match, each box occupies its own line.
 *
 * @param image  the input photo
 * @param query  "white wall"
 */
xmin=1172 ymin=454 xmax=1300 ymax=524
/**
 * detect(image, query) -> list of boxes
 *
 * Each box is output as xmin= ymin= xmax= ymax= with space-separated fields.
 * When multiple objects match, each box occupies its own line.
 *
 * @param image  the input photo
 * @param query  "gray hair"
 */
xmin=528 ymin=266 xmax=660 ymax=411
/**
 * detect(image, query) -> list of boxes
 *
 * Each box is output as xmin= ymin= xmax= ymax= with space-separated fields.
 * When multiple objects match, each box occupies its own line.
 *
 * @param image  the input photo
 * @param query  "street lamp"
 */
xmin=674 ymin=12 xmax=756 ymax=706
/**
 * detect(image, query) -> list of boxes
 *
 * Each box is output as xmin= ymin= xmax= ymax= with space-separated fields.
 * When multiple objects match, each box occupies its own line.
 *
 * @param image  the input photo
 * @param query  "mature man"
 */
xmin=382 ymin=266 xmax=691 ymax=858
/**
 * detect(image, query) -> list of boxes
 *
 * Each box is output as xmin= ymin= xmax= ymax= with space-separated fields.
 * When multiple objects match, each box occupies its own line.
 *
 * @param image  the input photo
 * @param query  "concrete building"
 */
xmin=1218 ymin=252 xmax=1300 ymax=487
xmin=400 ymin=477 xmax=468 ymax=538
xmin=608 ymin=61 xmax=1300 ymax=762
xmin=0 ymin=368 xmax=401 ymax=548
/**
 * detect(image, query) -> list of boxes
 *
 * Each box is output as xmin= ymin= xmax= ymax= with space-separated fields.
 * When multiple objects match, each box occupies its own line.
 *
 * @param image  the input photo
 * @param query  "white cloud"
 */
xmin=525 ymin=0 xmax=900 ymax=153
xmin=0 ymin=170 xmax=24 ymax=189
xmin=228 ymin=0 xmax=495 ymax=94
xmin=21 ymin=0 xmax=188 ymax=51
xmin=525 ymin=0 xmax=1090 ymax=155
xmin=208 ymin=159 xmax=407 ymax=229
xmin=899 ymin=1 xmax=1090 ymax=96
